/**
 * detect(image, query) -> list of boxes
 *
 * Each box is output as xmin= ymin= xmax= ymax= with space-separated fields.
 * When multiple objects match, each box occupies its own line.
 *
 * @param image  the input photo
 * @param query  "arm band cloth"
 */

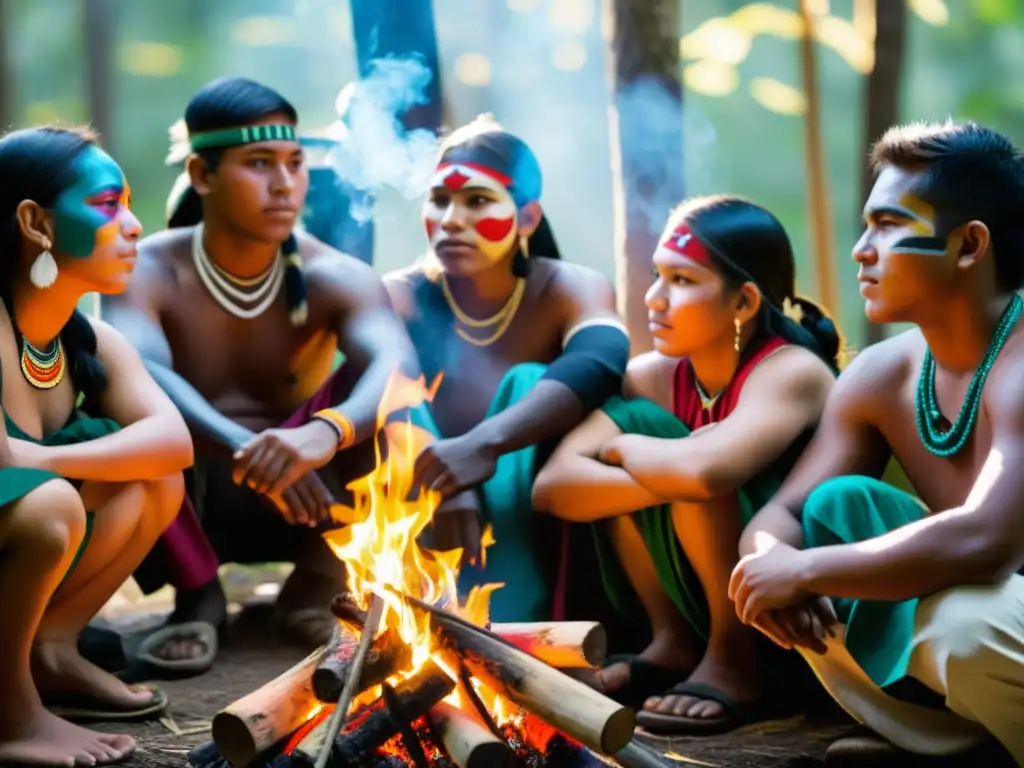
xmin=541 ymin=323 xmax=629 ymax=410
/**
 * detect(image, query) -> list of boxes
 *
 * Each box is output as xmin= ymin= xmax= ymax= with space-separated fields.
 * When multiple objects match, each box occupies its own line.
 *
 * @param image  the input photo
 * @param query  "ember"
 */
xmin=188 ymin=374 xmax=651 ymax=768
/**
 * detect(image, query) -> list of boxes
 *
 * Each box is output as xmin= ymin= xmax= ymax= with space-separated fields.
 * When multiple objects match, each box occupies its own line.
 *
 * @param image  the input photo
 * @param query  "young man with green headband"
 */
xmin=103 ymin=77 xmax=415 ymax=671
xmin=730 ymin=121 xmax=1024 ymax=762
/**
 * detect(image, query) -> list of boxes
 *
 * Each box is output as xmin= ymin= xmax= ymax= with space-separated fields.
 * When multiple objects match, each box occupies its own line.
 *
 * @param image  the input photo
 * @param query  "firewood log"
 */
xmin=312 ymin=622 xmax=412 ymax=702
xmin=430 ymin=701 xmax=524 ymax=768
xmin=491 ymin=622 xmax=607 ymax=669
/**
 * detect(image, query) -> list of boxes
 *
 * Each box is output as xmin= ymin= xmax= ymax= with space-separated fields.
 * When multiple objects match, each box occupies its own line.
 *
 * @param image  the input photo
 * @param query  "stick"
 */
xmin=210 ymin=646 xmax=326 ymax=766
xmin=395 ymin=592 xmax=635 ymax=755
xmin=290 ymin=661 xmax=455 ymax=767
xmin=312 ymin=623 xmax=412 ymax=702
xmin=430 ymin=701 xmax=524 ymax=768
xmin=314 ymin=593 xmax=384 ymax=768
xmin=492 ymin=622 xmax=607 ymax=669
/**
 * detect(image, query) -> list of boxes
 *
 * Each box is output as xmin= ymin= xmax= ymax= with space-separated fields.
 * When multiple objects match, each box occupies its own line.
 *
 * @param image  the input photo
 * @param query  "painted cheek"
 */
xmin=424 ymin=218 xmax=439 ymax=241
xmin=95 ymin=219 xmax=120 ymax=248
xmin=53 ymin=200 xmax=109 ymax=259
xmin=475 ymin=216 xmax=515 ymax=243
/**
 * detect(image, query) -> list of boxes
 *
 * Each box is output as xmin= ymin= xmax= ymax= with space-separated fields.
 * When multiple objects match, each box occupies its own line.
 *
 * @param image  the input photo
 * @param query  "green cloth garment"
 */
xmin=3 ymin=408 xmax=121 ymax=586
xmin=593 ymin=395 xmax=790 ymax=643
xmin=802 ymin=475 xmax=928 ymax=689
xmin=410 ymin=363 xmax=556 ymax=622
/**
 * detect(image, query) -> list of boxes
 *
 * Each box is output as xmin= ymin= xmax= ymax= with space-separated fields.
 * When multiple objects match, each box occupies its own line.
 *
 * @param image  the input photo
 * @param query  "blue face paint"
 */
xmin=52 ymin=146 xmax=127 ymax=259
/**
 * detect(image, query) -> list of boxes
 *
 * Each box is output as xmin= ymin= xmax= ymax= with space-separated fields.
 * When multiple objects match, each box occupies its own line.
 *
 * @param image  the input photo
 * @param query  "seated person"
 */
xmin=533 ymin=195 xmax=840 ymax=734
xmin=102 ymin=77 xmax=414 ymax=670
xmin=383 ymin=115 xmax=629 ymax=623
xmin=731 ymin=122 xmax=1024 ymax=763
xmin=0 ymin=126 xmax=192 ymax=765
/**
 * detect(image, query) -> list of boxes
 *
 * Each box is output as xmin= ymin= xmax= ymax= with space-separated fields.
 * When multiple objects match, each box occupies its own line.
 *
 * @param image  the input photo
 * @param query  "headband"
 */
xmin=660 ymin=223 xmax=712 ymax=266
xmin=438 ymin=137 xmax=542 ymax=206
xmin=189 ymin=123 xmax=297 ymax=152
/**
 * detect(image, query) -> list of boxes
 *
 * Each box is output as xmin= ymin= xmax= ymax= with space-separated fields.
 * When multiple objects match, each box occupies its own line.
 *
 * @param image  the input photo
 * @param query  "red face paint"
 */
xmin=661 ymin=224 xmax=712 ymax=266
xmin=442 ymin=169 xmax=470 ymax=191
xmin=475 ymin=216 xmax=515 ymax=243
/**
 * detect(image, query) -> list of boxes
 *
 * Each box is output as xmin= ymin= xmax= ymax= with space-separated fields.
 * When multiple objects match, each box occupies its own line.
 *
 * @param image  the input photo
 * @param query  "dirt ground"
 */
xmin=85 ymin=570 xmax=1004 ymax=768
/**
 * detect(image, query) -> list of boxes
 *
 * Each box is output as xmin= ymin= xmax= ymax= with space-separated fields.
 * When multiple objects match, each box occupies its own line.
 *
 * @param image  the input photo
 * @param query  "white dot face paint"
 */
xmin=422 ymin=163 xmax=519 ymax=273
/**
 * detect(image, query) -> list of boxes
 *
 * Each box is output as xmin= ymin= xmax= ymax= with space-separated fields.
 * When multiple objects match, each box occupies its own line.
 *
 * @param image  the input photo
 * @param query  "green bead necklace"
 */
xmin=915 ymin=293 xmax=1022 ymax=457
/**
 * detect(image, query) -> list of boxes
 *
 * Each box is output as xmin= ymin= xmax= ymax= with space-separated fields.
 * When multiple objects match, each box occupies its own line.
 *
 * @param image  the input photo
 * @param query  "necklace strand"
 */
xmin=440 ymin=275 xmax=526 ymax=347
xmin=21 ymin=337 xmax=65 ymax=390
xmin=192 ymin=223 xmax=284 ymax=319
xmin=915 ymin=293 xmax=1022 ymax=457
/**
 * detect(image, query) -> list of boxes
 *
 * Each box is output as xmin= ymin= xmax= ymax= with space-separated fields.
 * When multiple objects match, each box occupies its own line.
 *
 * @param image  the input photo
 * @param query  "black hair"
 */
xmin=438 ymin=114 xmax=559 ymax=276
xmin=871 ymin=120 xmax=1024 ymax=292
xmin=0 ymin=126 xmax=108 ymax=401
xmin=669 ymin=195 xmax=843 ymax=371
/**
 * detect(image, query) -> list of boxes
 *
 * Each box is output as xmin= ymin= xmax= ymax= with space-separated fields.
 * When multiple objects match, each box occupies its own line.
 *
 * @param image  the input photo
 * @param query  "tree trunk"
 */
xmin=859 ymin=0 xmax=906 ymax=347
xmin=603 ymin=0 xmax=685 ymax=356
xmin=83 ymin=0 xmax=115 ymax=148
xmin=0 ymin=0 xmax=11 ymax=133
xmin=799 ymin=0 xmax=838 ymax=319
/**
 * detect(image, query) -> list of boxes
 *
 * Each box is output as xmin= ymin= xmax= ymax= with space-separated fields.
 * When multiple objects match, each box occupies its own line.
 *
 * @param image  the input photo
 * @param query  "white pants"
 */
xmin=801 ymin=576 xmax=1024 ymax=761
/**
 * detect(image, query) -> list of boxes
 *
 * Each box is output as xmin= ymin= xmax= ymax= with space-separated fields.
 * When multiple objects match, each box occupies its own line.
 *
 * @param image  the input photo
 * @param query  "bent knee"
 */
xmin=142 ymin=473 xmax=186 ymax=531
xmin=918 ymin=580 xmax=1024 ymax=662
xmin=4 ymin=479 xmax=87 ymax=558
xmin=803 ymin=476 xmax=884 ymax=522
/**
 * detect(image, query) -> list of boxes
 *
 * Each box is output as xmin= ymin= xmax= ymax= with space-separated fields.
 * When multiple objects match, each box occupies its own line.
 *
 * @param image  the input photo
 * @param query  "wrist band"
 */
xmin=313 ymin=409 xmax=355 ymax=450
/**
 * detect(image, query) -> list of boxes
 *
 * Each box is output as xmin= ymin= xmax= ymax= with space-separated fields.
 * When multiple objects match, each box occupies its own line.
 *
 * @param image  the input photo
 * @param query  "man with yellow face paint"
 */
xmin=384 ymin=115 xmax=630 ymax=623
xmin=732 ymin=121 xmax=1024 ymax=762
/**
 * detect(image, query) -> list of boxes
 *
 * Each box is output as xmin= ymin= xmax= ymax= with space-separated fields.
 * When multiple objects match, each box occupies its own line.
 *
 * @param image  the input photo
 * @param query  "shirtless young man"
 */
xmin=384 ymin=115 xmax=630 ymax=622
xmin=730 ymin=121 xmax=1024 ymax=762
xmin=103 ymin=77 xmax=414 ymax=668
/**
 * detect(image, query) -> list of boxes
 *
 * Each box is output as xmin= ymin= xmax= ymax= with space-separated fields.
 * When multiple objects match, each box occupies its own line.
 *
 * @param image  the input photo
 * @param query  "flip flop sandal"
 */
xmin=131 ymin=620 xmax=220 ymax=679
xmin=597 ymin=654 xmax=690 ymax=708
xmin=45 ymin=684 xmax=168 ymax=723
xmin=635 ymin=681 xmax=768 ymax=736
xmin=78 ymin=625 xmax=127 ymax=673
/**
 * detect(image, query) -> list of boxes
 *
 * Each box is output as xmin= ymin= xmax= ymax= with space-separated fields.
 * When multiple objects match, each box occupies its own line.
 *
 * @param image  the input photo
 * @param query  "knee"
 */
xmin=5 ymin=479 xmax=87 ymax=562
xmin=920 ymin=582 xmax=1024 ymax=667
xmin=142 ymin=473 xmax=186 ymax=533
xmin=803 ymin=475 xmax=884 ymax=527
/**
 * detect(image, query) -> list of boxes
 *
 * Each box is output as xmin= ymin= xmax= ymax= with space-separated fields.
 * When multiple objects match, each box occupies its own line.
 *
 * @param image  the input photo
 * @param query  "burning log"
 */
xmin=291 ymin=660 xmax=455 ymax=767
xmin=211 ymin=647 xmax=326 ymax=767
xmin=415 ymin=603 xmax=635 ymax=755
xmin=491 ymin=622 xmax=607 ymax=669
xmin=328 ymin=592 xmax=368 ymax=629
xmin=312 ymin=622 xmax=413 ymax=703
xmin=430 ymin=701 xmax=524 ymax=768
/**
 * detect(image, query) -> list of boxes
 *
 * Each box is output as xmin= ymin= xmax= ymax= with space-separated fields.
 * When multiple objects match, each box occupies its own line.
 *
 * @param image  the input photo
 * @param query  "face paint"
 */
xmin=888 ymin=194 xmax=947 ymax=256
xmin=53 ymin=146 xmax=129 ymax=258
xmin=424 ymin=162 xmax=519 ymax=263
xmin=660 ymin=223 xmax=712 ymax=265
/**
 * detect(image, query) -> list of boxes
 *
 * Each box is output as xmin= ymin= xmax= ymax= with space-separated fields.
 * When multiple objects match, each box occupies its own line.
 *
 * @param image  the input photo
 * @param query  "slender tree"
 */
xmin=603 ymin=0 xmax=685 ymax=355
xmin=858 ymin=0 xmax=906 ymax=346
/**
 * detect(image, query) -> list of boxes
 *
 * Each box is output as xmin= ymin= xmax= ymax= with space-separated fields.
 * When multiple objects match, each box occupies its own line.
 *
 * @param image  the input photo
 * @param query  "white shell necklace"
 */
xmin=192 ymin=222 xmax=284 ymax=320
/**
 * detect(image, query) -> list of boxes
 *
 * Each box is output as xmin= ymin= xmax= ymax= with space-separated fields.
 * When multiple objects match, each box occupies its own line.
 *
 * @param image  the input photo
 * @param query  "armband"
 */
xmin=312 ymin=409 xmax=356 ymax=450
xmin=541 ymin=320 xmax=629 ymax=410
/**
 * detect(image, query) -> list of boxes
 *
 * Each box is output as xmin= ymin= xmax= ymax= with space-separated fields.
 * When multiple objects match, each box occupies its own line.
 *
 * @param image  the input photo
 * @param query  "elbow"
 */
xmin=162 ymin=415 xmax=195 ymax=472
xmin=668 ymin=461 xmax=730 ymax=503
xmin=970 ymin=535 xmax=1024 ymax=585
xmin=531 ymin=465 xmax=569 ymax=516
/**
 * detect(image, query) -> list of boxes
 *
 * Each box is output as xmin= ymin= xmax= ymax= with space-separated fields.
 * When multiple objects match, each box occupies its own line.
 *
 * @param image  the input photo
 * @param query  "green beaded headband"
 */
xmin=189 ymin=124 xmax=296 ymax=151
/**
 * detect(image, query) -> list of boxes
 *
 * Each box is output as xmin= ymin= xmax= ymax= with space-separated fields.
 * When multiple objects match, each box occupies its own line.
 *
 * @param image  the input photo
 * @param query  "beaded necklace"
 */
xmin=915 ymin=293 xmax=1022 ymax=457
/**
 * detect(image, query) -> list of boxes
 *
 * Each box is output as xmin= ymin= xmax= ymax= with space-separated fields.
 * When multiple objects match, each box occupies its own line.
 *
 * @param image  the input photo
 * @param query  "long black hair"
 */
xmin=436 ymin=115 xmax=560 ymax=276
xmin=670 ymin=195 xmax=843 ymax=371
xmin=0 ymin=126 xmax=108 ymax=400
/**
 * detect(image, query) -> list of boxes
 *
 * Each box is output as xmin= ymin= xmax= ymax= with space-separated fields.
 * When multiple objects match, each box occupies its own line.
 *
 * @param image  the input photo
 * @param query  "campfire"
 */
xmin=188 ymin=375 xmax=665 ymax=768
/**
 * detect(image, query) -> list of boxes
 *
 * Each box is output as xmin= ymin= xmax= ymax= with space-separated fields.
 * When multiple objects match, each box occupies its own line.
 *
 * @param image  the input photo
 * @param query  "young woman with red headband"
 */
xmin=533 ymin=195 xmax=842 ymax=735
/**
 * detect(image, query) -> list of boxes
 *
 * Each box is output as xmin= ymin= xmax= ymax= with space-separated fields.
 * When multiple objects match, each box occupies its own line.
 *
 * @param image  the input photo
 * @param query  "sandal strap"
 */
xmin=663 ymin=681 xmax=738 ymax=711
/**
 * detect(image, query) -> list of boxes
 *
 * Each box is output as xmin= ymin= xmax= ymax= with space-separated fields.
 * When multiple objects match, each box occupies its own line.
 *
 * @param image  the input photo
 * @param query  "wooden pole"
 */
xmin=312 ymin=622 xmax=412 ymax=703
xmin=491 ymin=622 xmax=607 ymax=669
xmin=799 ymin=0 xmax=838 ymax=318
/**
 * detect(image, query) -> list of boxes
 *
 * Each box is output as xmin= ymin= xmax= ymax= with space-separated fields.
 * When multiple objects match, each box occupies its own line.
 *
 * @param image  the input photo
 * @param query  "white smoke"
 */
xmin=325 ymin=56 xmax=440 ymax=224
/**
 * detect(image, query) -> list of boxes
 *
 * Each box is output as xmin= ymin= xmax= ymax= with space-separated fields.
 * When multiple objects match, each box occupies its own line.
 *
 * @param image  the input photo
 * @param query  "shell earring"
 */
xmin=29 ymin=239 xmax=58 ymax=289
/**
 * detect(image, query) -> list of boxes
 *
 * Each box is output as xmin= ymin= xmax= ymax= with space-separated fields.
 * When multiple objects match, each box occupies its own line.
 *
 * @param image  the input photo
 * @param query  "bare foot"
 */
xmin=596 ymin=631 xmax=698 ymax=695
xmin=32 ymin=640 xmax=157 ymax=712
xmin=152 ymin=578 xmax=226 ymax=662
xmin=642 ymin=650 xmax=761 ymax=720
xmin=0 ymin=704 xmax=135 ymax=767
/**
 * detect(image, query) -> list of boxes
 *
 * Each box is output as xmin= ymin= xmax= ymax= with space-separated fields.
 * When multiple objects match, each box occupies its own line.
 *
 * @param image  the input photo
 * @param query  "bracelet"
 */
xmin=313 ymin=409 xmax=356 ymax=450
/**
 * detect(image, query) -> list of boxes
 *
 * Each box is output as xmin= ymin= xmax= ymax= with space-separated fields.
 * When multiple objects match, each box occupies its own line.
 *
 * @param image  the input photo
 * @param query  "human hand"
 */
xmin=412 ymin=434 xmax=498 ymax=498
xmin=751 ymin=597 xmax=839 ymax=654
xmin=422 ymin=489 xmax=483 ymax=567
xmin=264 ymin=470 xmax=336 ymax=527
xmin=729 ymin=541 xmax=810 ymax=623
xmin=232 ymin=421 xmax=339 ymax=496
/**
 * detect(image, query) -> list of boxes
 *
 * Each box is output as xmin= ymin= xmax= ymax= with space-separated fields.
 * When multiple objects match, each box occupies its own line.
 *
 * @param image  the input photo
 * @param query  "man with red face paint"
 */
xmin=104 ymin=78 xmax=415 ymax=671
xmin=534 ymin=195 xmax=841 ymax=734
xmin=732 ymin=122 xmax=1024 ymax=762
xmin=384 ymin=115 xmax=629 ymax=624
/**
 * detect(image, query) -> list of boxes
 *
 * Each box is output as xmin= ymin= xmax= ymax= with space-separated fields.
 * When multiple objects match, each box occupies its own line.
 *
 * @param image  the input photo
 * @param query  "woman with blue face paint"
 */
xmin=0 ymin=126 xmax=193 ymax=766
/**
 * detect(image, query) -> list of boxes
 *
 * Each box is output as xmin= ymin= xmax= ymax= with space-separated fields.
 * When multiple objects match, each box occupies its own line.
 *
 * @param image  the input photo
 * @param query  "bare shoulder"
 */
xmin=819 ymin=330 xmax=918 ymax=423
xmin=298 ymin=232 xmax=381 ymax=290
xmin=746 ymin=344 xmax=836 ymax=398
xmin=381 ymin=264 xmax=426 ymax=322
xmin=985 ymin=320 xmax=1024 ymax=422
xmin=131 ymin=228 xmax=192 ymax=288
xmin=625 ymin=351 xmax=677 ymax=405
xmin=536 ymin=259 xmax=614 ymax=304
xmin=86 ymin=316 xmax=136 ymax=361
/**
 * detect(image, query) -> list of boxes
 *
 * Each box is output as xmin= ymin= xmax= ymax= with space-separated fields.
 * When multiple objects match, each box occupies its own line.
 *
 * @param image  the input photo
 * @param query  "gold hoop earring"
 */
xmin=734 ymin=318 xmax=742 ymax=353
xmin=519 ymin=234 xmax=530 ymax=259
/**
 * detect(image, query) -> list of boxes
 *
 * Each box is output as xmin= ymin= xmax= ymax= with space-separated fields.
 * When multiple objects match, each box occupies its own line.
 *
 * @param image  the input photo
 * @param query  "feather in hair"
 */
xmin=165 ymin=118 xmax=192 ymax=166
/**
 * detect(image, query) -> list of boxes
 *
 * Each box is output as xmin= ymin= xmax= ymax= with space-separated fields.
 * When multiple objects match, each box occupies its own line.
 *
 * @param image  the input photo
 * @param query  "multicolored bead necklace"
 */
xmin=21 ymin=337 xmax=65 ymax=390
xmin=915 ymin=293 xmax=1022 ymax=457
